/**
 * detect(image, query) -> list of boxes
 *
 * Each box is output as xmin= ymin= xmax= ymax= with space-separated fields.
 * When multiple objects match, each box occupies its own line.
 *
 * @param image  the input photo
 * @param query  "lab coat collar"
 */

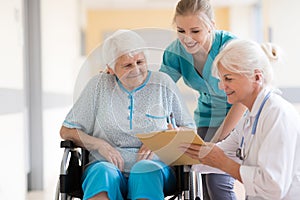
xmin=248 ymin=87 xmax=272 ymax=118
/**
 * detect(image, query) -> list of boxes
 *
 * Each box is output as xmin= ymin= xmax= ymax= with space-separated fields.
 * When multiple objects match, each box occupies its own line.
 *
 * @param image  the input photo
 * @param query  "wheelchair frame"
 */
xmin=55 ymin=140 xmax=203 ymax=200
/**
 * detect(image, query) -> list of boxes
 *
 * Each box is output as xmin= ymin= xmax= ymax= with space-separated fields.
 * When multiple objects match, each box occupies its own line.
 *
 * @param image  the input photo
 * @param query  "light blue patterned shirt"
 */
xmin=63 ymin=71 xmax=195 ymax=172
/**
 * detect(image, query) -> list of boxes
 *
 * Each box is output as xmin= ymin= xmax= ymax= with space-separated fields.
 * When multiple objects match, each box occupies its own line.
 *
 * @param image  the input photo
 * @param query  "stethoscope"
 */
xmin=236 ymin=91 xmax=272 ymax=161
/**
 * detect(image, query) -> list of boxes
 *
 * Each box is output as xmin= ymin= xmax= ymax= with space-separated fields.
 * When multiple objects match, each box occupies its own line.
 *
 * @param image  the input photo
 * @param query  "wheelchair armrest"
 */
xmin=60 ymin=140 xmax=89 ymax=173
xmin=60 ymin=140 xmax=89 ymax=165
xmin=60 ymin=140 xmax=77 ymax=149
xmin=60 ymin=140 xmax=80 ymax=173
xmin=59 ymin=141 xmax=83 ymax=198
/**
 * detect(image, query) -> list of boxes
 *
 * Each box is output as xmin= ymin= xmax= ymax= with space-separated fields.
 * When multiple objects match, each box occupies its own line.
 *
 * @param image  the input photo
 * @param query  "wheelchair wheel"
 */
xmin=55 ymin=179 xmax=81 ymax=200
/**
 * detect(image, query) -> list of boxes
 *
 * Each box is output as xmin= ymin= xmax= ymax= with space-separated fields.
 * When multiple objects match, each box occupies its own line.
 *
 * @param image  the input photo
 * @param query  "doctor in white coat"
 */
xmin=180 ymin=39 xmax=300 ymax=199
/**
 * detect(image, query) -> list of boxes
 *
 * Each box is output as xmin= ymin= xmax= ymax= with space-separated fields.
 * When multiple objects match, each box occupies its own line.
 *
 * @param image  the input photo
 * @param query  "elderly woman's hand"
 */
xmin=97 ymin=139 xmax=124 ymax=171
xmin=137 ymin=144 xmax=154 ymax=161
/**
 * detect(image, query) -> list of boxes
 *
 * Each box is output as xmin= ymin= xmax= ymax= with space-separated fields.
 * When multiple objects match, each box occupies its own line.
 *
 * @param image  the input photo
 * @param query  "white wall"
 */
xmin=41 ymin=0 xmax=81 ymax=195
xmin=41 ymin=0 xmax=81 ymax=94
xmin=0 ymin=0 xmax=81 ymax=199
xmin=0 ymin=1 xmax=24 ymax=90
xmin=267 ymin=0 xmax=300 ymax=87
xmin=230 ymin=0 xmax=300 ymax=88
xmin=0 ymin=0 xmax=27 ymax=199
xmin=230 ymin=5 xmax=260 ymax=40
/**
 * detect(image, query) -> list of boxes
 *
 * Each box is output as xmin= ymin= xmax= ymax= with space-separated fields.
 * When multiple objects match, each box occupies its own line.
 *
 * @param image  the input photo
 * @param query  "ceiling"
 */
xmin=83 ymin=0 xmax=259 ymax=9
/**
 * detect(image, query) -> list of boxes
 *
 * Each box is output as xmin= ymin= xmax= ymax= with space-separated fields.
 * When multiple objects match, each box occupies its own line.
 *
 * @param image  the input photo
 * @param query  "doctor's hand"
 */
xmin=179 ymin=142 xmax=227 ymax=169
xmin=96 ymin=139 xmax=124 ymax=171
xmin=179 ymin=142 xmax=242 ymax=182
xmin=137 ymin=144 xmax=154 ymax=161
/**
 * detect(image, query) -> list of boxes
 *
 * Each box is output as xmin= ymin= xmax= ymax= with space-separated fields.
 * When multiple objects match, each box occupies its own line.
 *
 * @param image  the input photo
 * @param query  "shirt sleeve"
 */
xmin=217 ymin=125 xmax=243 ymax=163
xmin=62 ymin=75 xmax=99 ymax=134
xmin=160 ymin=43 xmax=182 ymax=83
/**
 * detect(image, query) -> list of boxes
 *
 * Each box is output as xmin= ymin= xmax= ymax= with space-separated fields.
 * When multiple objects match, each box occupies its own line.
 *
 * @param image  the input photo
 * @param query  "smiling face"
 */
xmin=175 ymin=14 xmax=213 ymax=54
xmin=109 ymin=51 xmax=148 ymax=91
xmin=217 ymin=63 xmax=261 ymax=111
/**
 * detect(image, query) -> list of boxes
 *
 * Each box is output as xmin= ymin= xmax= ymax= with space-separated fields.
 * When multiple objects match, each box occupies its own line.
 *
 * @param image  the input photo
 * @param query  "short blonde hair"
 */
xmin=173 ymin=0 xmax=215 ymax=30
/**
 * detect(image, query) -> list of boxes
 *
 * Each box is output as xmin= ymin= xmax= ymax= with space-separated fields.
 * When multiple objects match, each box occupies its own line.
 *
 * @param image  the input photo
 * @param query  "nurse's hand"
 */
xmin=137 ymin=144 xmax=154 ymax=161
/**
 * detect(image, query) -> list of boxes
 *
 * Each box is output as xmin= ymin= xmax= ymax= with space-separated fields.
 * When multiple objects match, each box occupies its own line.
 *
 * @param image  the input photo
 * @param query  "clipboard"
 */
xmin=136 ymin=129 xmax=206 ymax=166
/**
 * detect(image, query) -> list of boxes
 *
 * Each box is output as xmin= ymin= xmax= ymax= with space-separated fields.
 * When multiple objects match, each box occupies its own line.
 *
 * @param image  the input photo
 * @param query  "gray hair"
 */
xmin=212 ymin=39 xmax=281 ymax=87
xmin=102 ymin=29 xmax=147 ymax=70
xmin=173 ymin=0 xmax=215 ymax=30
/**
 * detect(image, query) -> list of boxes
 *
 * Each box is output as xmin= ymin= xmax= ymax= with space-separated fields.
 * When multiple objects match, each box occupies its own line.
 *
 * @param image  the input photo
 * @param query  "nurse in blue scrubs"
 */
xmin=160 ymin=0 xmax=246 ymax=199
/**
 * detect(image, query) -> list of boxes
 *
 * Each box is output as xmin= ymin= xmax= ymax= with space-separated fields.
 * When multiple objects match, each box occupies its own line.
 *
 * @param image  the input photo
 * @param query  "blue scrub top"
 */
xmin=160 ymin=30 xmax=236 ymax=127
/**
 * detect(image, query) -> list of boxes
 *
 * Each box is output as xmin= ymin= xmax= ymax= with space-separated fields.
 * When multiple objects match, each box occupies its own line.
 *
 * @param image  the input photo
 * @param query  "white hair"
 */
xmin=212 ymin=39 xmax=281 ymax=87
xmin=101 ymin=29 xmax=148 ymax=70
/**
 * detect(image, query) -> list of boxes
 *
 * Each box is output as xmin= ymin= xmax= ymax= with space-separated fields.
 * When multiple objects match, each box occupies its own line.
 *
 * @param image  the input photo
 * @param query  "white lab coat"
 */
xmin=194 ymin=88 xmax=300 ymax=199
xmin=218 ymin=89 xmax=300 ymax=200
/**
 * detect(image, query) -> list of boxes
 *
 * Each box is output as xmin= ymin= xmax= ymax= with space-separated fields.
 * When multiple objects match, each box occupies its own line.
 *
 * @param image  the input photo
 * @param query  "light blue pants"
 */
xmin=82 ymin=160 xmax=176 ymax=200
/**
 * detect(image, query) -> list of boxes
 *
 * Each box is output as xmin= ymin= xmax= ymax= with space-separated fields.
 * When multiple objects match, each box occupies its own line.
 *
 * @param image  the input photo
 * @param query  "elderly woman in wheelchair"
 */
xmin=60 ymin=29 xmax=195 ymax=200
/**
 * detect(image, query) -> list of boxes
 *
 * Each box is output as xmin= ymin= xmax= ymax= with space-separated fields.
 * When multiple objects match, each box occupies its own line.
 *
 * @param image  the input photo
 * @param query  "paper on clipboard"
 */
xmin=136 ymin=129 xmax=206 ymax=166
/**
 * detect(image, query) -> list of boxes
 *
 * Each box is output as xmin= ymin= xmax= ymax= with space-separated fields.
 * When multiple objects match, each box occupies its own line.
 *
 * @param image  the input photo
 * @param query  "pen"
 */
xmin=169 ymin=112 xmax=177 ymax=129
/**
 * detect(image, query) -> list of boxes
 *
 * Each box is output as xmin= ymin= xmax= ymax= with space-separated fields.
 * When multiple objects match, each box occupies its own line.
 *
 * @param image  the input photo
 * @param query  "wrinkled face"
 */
xmin=175 ymin=14 xmax=212 ymax=54
xmin=113 ymin=52 xmax=148 ymax=91
xmin=217 ymin=63 xmax=257 ymax=110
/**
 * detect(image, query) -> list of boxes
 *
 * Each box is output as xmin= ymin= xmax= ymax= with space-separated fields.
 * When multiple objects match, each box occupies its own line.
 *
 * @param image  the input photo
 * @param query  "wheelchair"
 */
xmin=55 ymin=140 xmax=203 ymax=200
